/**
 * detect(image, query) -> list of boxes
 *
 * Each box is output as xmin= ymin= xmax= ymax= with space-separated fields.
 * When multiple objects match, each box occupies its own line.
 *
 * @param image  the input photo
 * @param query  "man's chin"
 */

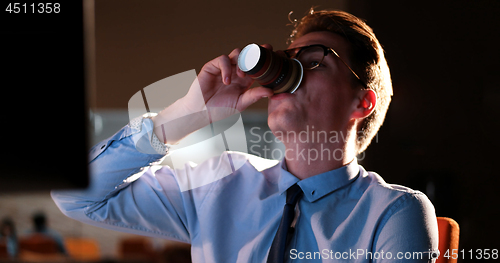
xmin=268 ymin=109 xmax=295 ymax=134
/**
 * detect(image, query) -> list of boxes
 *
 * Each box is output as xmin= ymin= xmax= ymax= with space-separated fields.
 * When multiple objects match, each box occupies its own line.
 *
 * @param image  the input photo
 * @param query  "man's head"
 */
xmin=32 ymin=211 xmax=47 ymax=232
xmin=268 ymin=9 xmax=392 ymax=154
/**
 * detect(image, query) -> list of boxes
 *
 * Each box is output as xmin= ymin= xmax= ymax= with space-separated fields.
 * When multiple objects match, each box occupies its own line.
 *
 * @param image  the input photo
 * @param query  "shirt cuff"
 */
xmin=129 ymin=113 xmax=169 ymax=155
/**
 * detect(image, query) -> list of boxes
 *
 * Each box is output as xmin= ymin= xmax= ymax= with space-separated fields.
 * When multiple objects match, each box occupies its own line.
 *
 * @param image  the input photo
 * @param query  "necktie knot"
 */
xmin=286 ymin=184 xmax=303 ymax=206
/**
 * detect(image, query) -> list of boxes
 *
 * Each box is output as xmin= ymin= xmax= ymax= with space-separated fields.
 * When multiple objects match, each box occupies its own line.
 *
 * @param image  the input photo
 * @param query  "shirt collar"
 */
xmin=278 ymin=158 xmax=360 ymax=203
xmin=278 ymin=160 xmax=300 ymax=195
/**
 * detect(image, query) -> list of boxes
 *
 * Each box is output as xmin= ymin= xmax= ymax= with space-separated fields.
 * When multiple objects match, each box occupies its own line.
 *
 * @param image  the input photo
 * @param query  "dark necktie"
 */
xmin=267 ymin=184 xmax=303 ymax=263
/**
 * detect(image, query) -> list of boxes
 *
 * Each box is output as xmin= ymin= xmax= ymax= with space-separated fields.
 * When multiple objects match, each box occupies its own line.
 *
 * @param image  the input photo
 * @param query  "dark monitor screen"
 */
xmin=0 ymin=1 xmax=89 ymax=192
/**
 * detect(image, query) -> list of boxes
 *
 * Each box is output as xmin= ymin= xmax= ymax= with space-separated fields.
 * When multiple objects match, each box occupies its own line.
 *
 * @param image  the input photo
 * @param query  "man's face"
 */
xmin=267 ymin=31 xmax=359 ymax=140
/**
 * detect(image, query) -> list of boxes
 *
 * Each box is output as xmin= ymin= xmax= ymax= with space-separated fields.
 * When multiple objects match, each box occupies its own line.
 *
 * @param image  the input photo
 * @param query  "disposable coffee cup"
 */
xmin=237 ymin=43 xmax=303 ymax=94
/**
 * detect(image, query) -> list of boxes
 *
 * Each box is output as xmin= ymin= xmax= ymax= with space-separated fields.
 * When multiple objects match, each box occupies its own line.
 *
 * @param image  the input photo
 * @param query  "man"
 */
xmin=52 ymin=9 xmax=439 ymax=262
xmin=25 ymin=212 xmax=67 ymax=255
xmin=1 ymin=217 xmax=18 ymax=258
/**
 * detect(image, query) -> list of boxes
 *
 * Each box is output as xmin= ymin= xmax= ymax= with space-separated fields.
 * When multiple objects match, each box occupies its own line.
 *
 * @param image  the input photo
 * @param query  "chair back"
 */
xmin=65 ymin=237 xmax=100 ymax=261
xmin=118 ymin=236 xmax=157 ymax=261
xmin=19 ymin=234 xmax=58 ymax=255
xmin=436 ymin=217 xmax=460 ymax=263
xmin=0 ymin=241 xmax=9 ymax=259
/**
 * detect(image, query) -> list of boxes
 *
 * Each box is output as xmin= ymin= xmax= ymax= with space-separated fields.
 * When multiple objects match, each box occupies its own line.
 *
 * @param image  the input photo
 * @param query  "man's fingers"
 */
xmin=202 ymin=55 xmax=233 ymax=85
xmin=228 ymin=48 xmax=241 ymax=63
xmin=261 ymin=44 xmax=273 ymax=51
xmin=236 ymin=67 xmax=246 ymax=78
xmin=237 ymin=86 xmax=273 ymax=111
xmin=203 ymin=46 xmax=265 ymax=86
xmin=228 ymin=48 xmax=247 ymax=78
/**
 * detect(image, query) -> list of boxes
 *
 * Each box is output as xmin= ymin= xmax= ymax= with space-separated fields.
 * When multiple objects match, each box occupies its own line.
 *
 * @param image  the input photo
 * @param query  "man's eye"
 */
xmin=307 ymin=60 xmax=323 ymax=68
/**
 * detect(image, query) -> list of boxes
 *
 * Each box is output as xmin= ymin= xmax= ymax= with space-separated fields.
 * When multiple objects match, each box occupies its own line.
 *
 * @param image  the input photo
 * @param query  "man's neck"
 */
xmin=282 ymin=130 xmax=357 ymax=180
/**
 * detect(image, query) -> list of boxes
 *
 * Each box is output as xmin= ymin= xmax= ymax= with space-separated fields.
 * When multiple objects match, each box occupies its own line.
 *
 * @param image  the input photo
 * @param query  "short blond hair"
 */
xmin=289 ymin=9 xmax=393 ymax=153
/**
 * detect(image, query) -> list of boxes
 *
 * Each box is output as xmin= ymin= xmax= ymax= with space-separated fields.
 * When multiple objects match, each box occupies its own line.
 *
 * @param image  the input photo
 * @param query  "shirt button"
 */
xmin=311 ymin=190 xmax=316 ymax=195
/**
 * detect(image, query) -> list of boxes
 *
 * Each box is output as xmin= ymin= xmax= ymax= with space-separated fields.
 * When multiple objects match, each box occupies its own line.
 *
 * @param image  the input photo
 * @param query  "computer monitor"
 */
xmin=0 ymin=1 xmax=90 ymax=192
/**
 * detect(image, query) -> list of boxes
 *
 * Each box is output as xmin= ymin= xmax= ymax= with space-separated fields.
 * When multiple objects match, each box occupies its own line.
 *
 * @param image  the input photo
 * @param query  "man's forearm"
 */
xmin=51 ymin=116 xmax=192 ymax=242
xmin=52 ymin=117 xmax=165 ymax=213
xmin=151 ymin=99 xmax=211 ymax=145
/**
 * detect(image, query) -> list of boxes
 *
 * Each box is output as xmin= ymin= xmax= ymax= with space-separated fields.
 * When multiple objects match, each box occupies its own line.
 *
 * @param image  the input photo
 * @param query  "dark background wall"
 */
xmin=355 ymin=0 xmax=500 ymax=258
xmin=92 ymin=0 xmax=350 ymax=110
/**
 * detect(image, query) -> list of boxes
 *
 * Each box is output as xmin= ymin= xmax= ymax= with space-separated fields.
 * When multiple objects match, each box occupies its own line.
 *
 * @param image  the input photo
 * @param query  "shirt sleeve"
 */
xmin=51 ymin=114 xmax=194 ymax=243
xmin=373 ymin=192 xmax=440 ymax=263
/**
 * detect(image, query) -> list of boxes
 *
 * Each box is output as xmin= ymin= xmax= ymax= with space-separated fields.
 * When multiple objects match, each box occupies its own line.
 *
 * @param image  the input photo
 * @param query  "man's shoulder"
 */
xmin=227 ymin=151 xmax=280 ymax=172
xmin=360 ymin=169 xmax=432 ymax=209
xmin=360 ymin=170 xmax=437 ymax=241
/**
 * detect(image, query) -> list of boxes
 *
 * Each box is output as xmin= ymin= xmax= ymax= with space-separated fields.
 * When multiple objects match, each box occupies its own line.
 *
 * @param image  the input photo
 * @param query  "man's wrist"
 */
xmin=152 ymin=99 xmax=211 ymax=145
xmin=132 ymin=113 xmax=169 ymax=155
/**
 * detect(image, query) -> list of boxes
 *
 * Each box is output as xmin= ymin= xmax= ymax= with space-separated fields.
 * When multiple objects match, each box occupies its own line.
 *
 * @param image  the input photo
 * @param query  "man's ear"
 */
xmin=351 ymin=89 xmax=377 ymax=119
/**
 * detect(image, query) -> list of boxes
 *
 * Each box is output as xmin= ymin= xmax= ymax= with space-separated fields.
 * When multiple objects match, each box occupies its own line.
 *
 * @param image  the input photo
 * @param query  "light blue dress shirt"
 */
xmin=51 ymin=117 xmax=439 ymax=262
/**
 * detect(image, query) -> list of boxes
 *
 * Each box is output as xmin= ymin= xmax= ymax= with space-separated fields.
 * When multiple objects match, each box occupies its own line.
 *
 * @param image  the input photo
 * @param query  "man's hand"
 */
xmin=193 ymin=46 xmax=274 ymax=112
xmin=152 ymin=45 xmax=274 ymax=145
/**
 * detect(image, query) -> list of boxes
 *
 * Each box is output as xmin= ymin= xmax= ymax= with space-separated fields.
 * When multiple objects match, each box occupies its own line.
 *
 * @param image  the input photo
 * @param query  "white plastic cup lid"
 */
xmin=238 ymin=43 xmax=261 ymax=72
